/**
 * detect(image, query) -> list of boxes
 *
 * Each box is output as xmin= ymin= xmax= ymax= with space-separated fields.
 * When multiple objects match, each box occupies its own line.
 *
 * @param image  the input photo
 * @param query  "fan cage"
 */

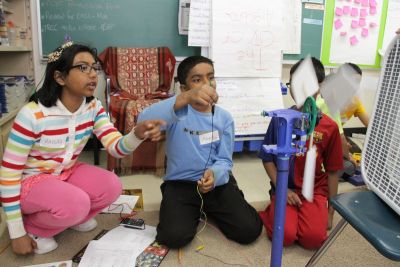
xmin=362 ymin=36 xmax=400 ymax=216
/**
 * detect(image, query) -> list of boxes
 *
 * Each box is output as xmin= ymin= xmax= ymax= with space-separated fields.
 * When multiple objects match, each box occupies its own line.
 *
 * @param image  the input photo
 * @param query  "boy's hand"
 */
xmin=348 ymin=153 xmax=358 ymax=166
xmin=327 ymin=206 xmax=335 ymax=230
xmin=11 ymin=235 xmax=37 ymax=255
xmin=183 ymin=84 xmax=218 ymax=108
xmin=197 ymin=169 xmax=215 ymax=194
xmin=287 ymin=189 xmax=302 ymax=207
xmin=134 ymin=120 xmax=166 ymax=141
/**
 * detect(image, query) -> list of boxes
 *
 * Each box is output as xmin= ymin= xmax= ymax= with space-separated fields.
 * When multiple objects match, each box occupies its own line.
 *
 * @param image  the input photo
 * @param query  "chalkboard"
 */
xmin=283 ymin=2 xmax=324 ymax=62
xmin=38 ymin=0 xmax=200 ymax=58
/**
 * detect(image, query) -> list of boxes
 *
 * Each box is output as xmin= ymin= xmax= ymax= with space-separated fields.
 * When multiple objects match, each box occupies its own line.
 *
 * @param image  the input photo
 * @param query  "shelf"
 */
xmin=3 ymin=6 xmax=12 ymax=13
xmin=0 ymin=108 xmax=19 ymax=126
xmin=0 ymin=46 xmax=31 ymax=52
xmin=1 ymin=0 xmax=12 ymax=13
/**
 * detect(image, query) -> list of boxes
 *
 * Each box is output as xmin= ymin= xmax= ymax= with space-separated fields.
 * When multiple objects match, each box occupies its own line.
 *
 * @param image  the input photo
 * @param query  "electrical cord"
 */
xmin=194 ymin=103 xmax=215 ymax=252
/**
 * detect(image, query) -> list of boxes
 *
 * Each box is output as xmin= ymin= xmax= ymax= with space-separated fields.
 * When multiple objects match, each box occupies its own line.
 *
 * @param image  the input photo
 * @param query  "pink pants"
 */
xmin=259 ymin=194 xmax=328 ymax=249
xmin=20 ymin=163 xmax=122 ymax=237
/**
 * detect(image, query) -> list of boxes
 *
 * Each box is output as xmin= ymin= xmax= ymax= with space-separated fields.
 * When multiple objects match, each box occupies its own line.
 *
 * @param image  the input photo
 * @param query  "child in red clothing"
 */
xmin=258 ymin=58 xmax=343 ymax=249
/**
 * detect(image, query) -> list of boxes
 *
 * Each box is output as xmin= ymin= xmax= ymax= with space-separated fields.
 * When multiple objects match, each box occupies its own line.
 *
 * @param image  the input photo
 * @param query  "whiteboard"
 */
xmin=216 ymin=78 xmax=284 ymax=135
xmin=282 ymin=0 xmax=302 ymax=54
xmin=210 ymin=0 xmax=284 ymax=78
xmin=188 ymin=0 xmax=301 ymax=54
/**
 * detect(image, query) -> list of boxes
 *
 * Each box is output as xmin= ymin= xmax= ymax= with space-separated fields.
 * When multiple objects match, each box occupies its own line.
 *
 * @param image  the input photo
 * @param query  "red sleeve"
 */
xmin=323 ymin=116 xmax=344 ymax=171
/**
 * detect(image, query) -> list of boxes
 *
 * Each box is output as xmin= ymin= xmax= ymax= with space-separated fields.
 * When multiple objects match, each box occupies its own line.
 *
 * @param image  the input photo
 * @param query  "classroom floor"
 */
xmin=79 ymin=149 xmax=357 ymax=212
xmin=2 ymin=149 xmax=387 ymax=267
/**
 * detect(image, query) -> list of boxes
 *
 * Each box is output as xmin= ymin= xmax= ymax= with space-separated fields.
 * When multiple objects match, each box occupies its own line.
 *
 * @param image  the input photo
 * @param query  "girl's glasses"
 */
xmin=70 ymin=63 xmax=102 ymax=74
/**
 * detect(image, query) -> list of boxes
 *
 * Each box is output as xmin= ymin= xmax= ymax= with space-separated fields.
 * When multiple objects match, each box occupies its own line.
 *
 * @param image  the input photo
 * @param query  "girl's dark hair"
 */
xmin=177 ymin=56 xmax=214 ymax=85
xmin=290 ymin=57 xmax=325 ymax=83
xmin=30 ymin=43 xmax=98 ymax=107
xmin=345 ymin=62 xmax=362 ymax=75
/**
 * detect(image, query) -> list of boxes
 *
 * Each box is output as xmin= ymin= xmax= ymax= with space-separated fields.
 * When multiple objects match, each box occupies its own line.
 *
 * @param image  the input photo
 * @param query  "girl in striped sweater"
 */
xmin=0 ymin=42 xmax=165 ymax=255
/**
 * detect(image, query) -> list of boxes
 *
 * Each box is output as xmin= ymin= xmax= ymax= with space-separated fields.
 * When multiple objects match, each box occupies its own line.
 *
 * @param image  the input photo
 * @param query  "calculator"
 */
xmin=120 ymin=218 xmax=145 ymax=230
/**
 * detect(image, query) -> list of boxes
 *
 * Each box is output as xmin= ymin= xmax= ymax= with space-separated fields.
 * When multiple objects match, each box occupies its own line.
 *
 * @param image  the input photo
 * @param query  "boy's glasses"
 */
xmin=70 ymin=63 xmax=102 ymax=74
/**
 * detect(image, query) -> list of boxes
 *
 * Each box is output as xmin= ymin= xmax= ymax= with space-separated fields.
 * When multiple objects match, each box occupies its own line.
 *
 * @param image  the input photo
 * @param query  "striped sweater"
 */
xmin=0 ymin=98 xmax=143 ymax=239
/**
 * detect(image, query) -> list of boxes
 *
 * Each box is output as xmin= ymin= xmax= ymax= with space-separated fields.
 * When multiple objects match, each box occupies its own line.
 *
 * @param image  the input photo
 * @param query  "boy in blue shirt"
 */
xmin=138 ymin=56 xmax=262 ymax=248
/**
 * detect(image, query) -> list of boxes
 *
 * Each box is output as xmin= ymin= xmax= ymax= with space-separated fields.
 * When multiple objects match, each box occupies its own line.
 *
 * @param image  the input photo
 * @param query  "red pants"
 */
xmin=259 ymin=194 xmax=328 ymax=249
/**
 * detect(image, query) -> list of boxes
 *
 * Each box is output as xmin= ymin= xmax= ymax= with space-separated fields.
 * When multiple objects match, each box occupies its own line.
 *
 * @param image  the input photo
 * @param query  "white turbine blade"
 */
xmin=302 ymin=142 xmax=317 ymax=202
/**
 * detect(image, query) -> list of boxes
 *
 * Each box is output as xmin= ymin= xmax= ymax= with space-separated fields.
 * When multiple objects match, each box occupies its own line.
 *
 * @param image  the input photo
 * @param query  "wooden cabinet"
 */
xmin=0 ymin=0 xmax=34 ymax=160
xmin=0 ymin=0 xmax=34 ymax=75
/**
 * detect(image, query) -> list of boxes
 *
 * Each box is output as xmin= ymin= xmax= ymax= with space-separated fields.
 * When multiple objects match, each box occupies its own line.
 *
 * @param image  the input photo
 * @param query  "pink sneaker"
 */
xmin=70 ymin=218 xmax=98 ymax=232
xmin=28 ymin=234 xmax=58 ymax=254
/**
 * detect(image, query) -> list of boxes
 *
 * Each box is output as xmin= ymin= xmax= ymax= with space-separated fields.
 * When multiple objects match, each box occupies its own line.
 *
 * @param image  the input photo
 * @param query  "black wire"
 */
xmin=202 ymin=108 xmax=214 ymax=173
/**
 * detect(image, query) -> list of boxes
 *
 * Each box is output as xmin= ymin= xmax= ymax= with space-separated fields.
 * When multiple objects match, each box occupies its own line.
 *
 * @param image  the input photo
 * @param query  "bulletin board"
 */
xmin=283 ymin=2 xmax=325 ymax=62
xmin=321 ymin=0 xmax=388 ymax=68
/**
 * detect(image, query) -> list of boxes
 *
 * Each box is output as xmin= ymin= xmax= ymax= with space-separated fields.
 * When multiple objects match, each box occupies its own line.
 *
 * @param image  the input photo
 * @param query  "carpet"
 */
xmin=0 ymin=209 xmax=398 ymax=267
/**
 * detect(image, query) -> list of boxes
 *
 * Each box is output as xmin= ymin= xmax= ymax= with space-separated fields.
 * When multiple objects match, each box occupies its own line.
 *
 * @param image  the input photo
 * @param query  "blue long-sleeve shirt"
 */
xmin=138 ymin=96 xmax=234 ymax=186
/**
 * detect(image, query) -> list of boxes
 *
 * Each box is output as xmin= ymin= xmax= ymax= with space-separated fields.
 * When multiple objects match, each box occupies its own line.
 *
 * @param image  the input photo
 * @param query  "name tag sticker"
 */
xmin=40 ymin=136 xmax=66 ymax=148
xmin=199 ymin=130 xmax=220 ymax=145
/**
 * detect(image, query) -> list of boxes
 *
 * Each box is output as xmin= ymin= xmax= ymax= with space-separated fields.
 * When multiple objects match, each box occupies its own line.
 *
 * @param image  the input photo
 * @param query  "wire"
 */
xmin=104 ymin=202 xmax=137 ymax=220
xmin=107 ymin=202 xmax=135 ymax=212
xmin=0 ymin=242 xmax=10 ymax=255
xmin=201 ymin=220 xmax=254 ymax=267
xmin=196 ymin=185 xmax=208 ymax=237
xmin=195 ymin=250 xmax=249 ymax=267
xmin=202 ymin=111 xmax=214 ymax=174
xmin=178 ymin=248 xmax=183 ymax=264
xmin=194 ymin=103 xmax=214 ymax=254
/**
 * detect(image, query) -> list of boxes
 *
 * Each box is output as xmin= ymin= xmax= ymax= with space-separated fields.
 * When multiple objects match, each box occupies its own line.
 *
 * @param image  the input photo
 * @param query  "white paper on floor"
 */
xmin=102 ymin=195 xmax=139 ymax=214
xmin=78 ymin=225 xmax=156 ymax=267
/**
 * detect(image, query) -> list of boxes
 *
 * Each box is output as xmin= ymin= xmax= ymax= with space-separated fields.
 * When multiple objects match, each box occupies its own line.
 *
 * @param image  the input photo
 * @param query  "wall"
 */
xmin=29 ymin=0 xmax=379 ymax=129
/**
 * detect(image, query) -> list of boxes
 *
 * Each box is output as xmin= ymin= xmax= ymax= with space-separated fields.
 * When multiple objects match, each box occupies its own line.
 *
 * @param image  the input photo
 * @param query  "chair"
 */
xmin=91 ymin=71 xmax=109 ymax=166
xmin=306 ymin=36 xmax=400 ymax=266
xmin=99 ymin=47 xmax=176 ymax=176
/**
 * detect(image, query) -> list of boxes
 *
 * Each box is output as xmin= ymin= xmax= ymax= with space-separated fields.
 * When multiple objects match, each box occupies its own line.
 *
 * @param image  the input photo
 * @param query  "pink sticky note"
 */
xmin=370 ymin=7 xmax=377 ymax=15
xmin=351 ymin=20 xmax=359 ymax=28
xmin=343 ymin=6 xmax=351 ymax=14
xmin=354 ymin=0 xmax=361 ymax=3
xmin=369 ymin=22 xmax=377 ymax=28
xmin=370 ymin=0 xmax=377 ymax=8
xmin=335 ymin=7 xmax=344 ymax=16
xmin=340 ymin=31 xmax=347 ymax=36
xmin=360 ymin=8 xmax=367 ymax=17
xmin=334 ymin=19 xmax=343 ymax=30
xmin=350 ymin=35 xmax=359 ymax=45
xmin=351 ymin=7 xmax=359 ymax=16
xmin=359 ymin=18 xmax=366 ymax=27
xmin=361 ymin=28 xmax=369 ymax=37
xmin=361 ymin=0 xmax=369 ymax=7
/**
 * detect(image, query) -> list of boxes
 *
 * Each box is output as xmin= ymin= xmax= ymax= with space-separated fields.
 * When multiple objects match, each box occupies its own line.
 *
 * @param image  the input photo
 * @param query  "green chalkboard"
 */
xmin=39 ymin=0 xmax=200 ymax=57
xmin=283 ymin=3 xmax=324 ymax=62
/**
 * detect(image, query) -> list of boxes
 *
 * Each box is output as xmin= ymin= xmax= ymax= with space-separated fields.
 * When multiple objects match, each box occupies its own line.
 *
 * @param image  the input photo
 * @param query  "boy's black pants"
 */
xmin=156 ymin=175 xmax=263 ymax=248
